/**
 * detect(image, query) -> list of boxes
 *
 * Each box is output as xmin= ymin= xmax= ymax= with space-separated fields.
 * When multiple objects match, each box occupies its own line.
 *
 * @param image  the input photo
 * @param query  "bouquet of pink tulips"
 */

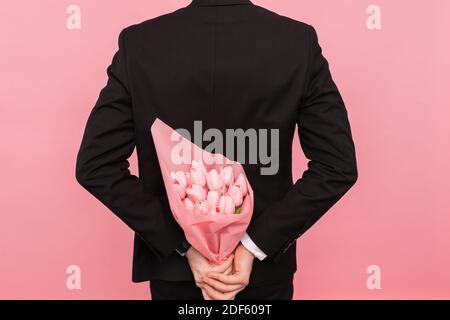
xmin=151 ymin=119 xmax=253 ymax=264
xmin=171 ymin=161 xmax=249 ymax=216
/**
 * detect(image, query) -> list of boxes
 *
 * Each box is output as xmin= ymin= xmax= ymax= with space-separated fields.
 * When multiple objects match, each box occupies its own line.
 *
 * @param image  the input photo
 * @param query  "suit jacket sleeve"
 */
xmin=246 ymin=25 xmax=358 ymax=260
xmin=75 ymin=28 xmax=185 ymax=261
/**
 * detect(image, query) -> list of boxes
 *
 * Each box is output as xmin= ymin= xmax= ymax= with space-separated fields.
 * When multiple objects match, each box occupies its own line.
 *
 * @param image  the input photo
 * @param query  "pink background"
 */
xmin=1 ymin=0 xmax=449 ymax=299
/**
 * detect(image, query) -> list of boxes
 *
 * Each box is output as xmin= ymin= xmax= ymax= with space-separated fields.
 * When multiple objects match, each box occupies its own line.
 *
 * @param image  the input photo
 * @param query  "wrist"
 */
xmin=186 ymin=246 xmax=197 ymax=260
xmin=239 ymin=243 xmax=255 ymax=260
xmin=240 ymin=233 xmax=267 ymax=261
xmin=175 ymin=240 xmax=191 ymax=257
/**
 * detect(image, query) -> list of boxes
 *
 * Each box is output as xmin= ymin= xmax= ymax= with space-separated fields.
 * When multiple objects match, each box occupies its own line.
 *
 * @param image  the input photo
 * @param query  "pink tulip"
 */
xmin=190 ymin=168 xmax=206 ymax=187
xmin=174 ymin=183 xmax=186 ymax=200
xmin=219 ymin=195 xmax=235 ymax=215
xmin=207 ymin=191 xmax=221 ymax=215
xmin=194 ymin=200 xmax=209 ymax=216
xmin=234 ymin=173 xmax=248 ymax=196
xmin=220 ymin=166 xmax=234 ymax=187
xmin=185 ymin=172 xmax=191 ymax=187
xmin=170 ymin=171 xmax=179 ymax=186
xmin=210 ymin=205 xmax=222 ymax=215
xmin=171 ymin=171 xmax=188 ymax=188
xmin=206 ymin=169 xmax=223 ymax=191
xmin=183 ymin=198 xmax=194 ymax=211
xmin=192 ymin=160 xmax=208 ymax=176
xmin=207 ymin=191 xmax=220 ymax=208
xmin=186 ymin=184 xmax=207 ymax=202
xmin=228 ymin=185 xmax=243 ymax=207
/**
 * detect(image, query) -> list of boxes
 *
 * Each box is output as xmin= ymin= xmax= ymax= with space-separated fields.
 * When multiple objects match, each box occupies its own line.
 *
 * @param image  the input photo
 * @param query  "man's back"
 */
xmin=76 ymin=0 xmax=357 ymax=290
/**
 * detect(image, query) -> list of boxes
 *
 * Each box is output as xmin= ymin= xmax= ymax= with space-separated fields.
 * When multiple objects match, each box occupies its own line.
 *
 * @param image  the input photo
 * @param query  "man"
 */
xmin=76 ymin=0 xmax=357 ymax=300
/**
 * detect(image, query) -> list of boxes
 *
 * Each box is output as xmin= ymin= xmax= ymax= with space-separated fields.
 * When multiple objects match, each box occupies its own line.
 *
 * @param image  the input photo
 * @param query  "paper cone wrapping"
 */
xmin=150 ymin=118 xmax=254 ymax=263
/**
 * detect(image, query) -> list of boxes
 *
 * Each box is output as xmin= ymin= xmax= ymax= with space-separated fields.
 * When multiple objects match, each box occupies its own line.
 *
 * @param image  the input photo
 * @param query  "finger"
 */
xmin=195 ymin=275 xmax=204 ymax=286
xmin=207 ymin=272 xmax=243 ymax=285
xmin=224 ymin=266 xmax=232 ymax=275
xmin=227 ymin=287 xmax=244 ymax=300
xmin=205 ymin=284 xmax=227 ymax=300
xmin=210 ymin=255 xmax=234 ymax=273
xmin=203 ymin=284 xmax=225 ymax=300
xmin=213 ymin=254 xmax=234 ymax=272
xmin=203 ymin=276 xmax=244 ymax=293
xmin=202 ymin=289 xmax=212 ymax=300
xmin=203 ymin=284 xmax=236 ymax=300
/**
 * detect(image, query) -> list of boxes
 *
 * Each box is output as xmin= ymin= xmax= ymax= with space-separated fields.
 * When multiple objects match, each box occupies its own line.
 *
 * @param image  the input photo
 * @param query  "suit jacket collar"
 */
xmin=190 ymin=0 xmax=252 ymax=6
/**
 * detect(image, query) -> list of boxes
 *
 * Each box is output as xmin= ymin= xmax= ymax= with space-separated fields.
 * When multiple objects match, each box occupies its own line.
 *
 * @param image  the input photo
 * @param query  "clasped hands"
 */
xmin=186 ymin=243 xmax=255 ymax=300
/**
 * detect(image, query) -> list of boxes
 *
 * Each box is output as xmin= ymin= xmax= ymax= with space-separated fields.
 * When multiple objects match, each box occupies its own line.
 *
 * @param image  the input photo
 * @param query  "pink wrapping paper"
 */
xmin=150 ymin=118 xmax=254 ymax=264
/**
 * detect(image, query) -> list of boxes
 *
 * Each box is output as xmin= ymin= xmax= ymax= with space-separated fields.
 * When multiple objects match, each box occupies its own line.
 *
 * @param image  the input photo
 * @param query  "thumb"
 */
xmin=233 ymin=252 xmax=244 ymax=275
xmin=210 ymin=254 xmax=234 ymax=273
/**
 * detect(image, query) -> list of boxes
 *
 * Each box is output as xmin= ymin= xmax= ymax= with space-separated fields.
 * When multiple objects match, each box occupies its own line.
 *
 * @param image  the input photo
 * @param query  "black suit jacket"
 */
xmin=76 ymin=0 xmax=357 ymax=286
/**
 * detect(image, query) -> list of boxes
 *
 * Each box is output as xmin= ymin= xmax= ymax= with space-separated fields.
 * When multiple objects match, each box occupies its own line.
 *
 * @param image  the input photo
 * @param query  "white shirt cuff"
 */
xmin=241 ymin=232 xmax=267 ymax=261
